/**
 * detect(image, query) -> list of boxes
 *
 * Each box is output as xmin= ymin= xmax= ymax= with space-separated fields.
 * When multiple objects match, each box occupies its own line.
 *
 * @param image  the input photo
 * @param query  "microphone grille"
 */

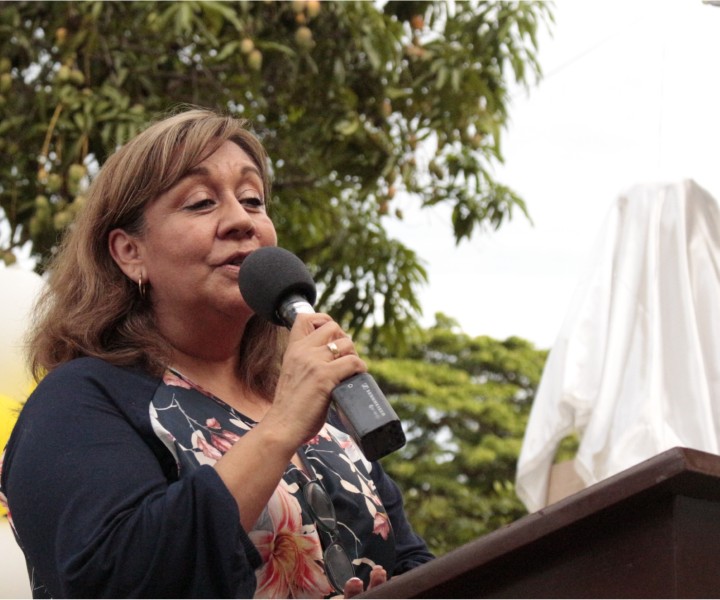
xmin=238 ymin=247 xmax=317 ymax=325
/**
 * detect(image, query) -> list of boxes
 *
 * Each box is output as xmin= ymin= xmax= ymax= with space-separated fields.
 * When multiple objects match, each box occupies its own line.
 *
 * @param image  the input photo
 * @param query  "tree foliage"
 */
xmin=371 ymin=314 xmax=548 ymax=555
xmin=0 ymin=0 xmax=552 ymax=346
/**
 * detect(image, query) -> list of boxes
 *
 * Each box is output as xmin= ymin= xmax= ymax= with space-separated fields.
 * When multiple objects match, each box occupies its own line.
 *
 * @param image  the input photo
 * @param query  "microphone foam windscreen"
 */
xmin=238 ymin=246 xmax=317 ymax=325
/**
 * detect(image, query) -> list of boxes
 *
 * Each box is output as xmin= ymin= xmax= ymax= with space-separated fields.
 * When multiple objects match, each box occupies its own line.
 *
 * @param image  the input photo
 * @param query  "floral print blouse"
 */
xmin=152 ymin=369 xmax=397 ymax=598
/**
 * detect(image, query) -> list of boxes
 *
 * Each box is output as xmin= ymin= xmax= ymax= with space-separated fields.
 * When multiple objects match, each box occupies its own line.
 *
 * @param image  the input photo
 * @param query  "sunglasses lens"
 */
xmin=324 ymin=541 xmax=355 ymax=592
xmin=304 ymin=481 xmax=337 ymax=532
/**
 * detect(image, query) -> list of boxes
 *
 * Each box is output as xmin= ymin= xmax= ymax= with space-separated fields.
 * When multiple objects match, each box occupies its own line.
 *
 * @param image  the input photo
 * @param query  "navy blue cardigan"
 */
xmin=1 ymin=357 xmax=432 ymax=598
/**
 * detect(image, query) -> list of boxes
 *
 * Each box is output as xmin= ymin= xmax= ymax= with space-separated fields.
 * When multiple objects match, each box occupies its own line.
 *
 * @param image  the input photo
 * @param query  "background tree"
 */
xmin=368 ymin=313 xmax=549 ymax=555
xmin=0 ymin=0 xmax=552 ymax=347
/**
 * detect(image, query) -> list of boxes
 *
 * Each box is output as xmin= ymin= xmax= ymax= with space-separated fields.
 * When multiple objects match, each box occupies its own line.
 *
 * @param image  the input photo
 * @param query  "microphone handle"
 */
xmin=277 ymin=295 xmax=406 ymax=461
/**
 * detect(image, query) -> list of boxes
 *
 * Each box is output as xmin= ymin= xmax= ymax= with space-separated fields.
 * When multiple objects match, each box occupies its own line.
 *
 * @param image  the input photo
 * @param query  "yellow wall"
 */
xmin=1 ymin=394 xmax=23 ymax=517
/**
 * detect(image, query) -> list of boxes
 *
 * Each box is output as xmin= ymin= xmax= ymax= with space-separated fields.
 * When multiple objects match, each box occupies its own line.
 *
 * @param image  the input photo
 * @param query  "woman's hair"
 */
xmin=28 ymin=108 xmax=286 ymax=398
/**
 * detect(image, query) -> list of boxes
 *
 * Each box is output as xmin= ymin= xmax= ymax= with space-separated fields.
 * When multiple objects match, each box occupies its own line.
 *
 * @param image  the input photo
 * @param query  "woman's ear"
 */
xmin=109 ymin=228 xmax=144 ymax=281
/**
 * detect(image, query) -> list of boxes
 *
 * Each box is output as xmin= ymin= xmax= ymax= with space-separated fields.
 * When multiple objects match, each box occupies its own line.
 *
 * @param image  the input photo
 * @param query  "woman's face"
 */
xmin=135 ymin=140 xmax=277 ymax=329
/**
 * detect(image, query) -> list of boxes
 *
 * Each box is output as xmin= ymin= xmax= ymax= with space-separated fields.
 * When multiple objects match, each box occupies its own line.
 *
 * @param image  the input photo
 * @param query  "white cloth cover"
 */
xmin=516 ymin=179 xmax=720 ymax=513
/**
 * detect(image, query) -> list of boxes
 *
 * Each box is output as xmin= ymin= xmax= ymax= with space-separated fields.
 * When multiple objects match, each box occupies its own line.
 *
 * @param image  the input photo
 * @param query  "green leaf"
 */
xmin=0 ymin=0 xmax=553 ymax=363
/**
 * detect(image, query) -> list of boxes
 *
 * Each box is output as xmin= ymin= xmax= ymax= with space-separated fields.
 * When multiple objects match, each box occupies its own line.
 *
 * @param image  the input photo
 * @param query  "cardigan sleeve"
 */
xmin=2 ymin=359 xmax=261 ymax=599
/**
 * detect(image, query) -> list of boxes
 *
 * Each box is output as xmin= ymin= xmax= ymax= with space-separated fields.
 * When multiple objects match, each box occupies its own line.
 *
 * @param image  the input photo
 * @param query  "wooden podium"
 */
xmin=361 ymin=447 xmax=720 ymax=598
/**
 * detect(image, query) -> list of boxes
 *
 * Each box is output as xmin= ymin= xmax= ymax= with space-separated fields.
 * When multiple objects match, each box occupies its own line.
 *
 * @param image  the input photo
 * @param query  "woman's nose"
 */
xmin=218 ymin=195 xmax=255 ymax=238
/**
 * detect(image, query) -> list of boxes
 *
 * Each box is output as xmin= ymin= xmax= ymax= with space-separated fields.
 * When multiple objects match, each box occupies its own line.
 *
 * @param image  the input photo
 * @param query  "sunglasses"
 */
xmin=297 ymin=446 xmax=355 ymax=594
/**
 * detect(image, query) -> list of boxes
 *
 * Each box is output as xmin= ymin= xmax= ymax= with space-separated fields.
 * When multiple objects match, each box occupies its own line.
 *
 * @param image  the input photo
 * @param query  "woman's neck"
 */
xmin=156 ymin=303 xmax=249 ymax=360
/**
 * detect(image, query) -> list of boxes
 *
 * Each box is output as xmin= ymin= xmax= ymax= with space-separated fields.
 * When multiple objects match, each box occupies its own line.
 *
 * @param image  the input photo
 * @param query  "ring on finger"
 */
xmin=326 ymin=341 xmax=341 ymax=359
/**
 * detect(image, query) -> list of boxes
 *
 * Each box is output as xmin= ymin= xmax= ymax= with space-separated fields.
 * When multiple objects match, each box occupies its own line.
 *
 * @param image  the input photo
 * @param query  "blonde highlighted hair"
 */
xmin=28 ymin=108 xmax=286 ymax=398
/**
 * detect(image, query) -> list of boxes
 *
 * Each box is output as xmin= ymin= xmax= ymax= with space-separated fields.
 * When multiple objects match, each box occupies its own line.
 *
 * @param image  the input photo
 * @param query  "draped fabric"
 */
xmin=516 ymin=179 xmax=720 ymax=513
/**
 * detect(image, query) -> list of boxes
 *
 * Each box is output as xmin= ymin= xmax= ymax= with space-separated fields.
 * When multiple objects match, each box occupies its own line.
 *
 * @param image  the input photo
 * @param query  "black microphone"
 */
xmin=238 ymin=246 xmax=406 ymax=461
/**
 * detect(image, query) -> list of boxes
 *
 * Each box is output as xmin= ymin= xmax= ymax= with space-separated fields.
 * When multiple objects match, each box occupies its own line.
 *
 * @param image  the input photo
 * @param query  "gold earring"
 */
xmin=138 ymin=274 xmax=146 ymax=299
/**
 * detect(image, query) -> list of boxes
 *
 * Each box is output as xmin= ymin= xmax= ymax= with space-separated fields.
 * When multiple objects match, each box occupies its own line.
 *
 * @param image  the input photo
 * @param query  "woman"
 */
xmin=0 ymin=109 xmax=433 ymax=598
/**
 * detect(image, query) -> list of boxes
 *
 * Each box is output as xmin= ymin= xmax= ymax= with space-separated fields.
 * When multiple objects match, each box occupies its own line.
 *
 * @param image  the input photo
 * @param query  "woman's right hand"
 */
xmin=263 ymin=312 xmax=367 ymax=450
xmin=215 ymin=312 xmax=366 ymax=530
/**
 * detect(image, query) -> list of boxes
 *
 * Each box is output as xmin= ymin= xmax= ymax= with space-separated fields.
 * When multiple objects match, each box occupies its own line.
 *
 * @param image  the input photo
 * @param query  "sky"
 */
xmin=385 ymin=0 xmax=720 ymax=350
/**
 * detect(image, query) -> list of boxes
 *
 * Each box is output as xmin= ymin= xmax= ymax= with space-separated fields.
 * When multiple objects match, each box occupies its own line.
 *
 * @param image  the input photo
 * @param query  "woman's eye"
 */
xmin=186 ymin=198 xmax=214 ymax=210
xmin=240 ymin=197 xmax=266 ymax=211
